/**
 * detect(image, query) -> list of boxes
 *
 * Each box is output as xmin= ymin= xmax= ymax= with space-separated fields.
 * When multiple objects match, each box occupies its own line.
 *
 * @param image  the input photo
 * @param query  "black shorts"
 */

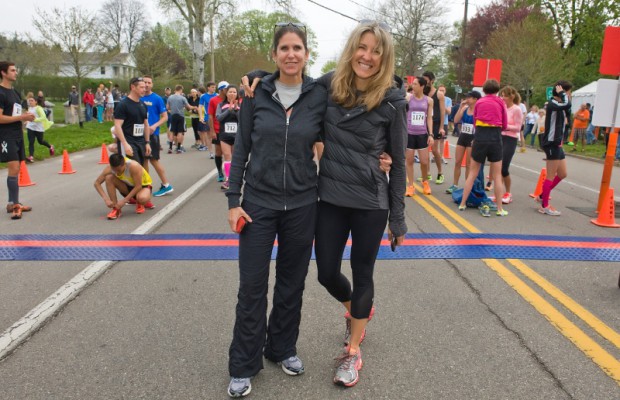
xmin=219 ymin=133 xmax=236 ymax=146
xmin=471 ymin=141 xmax=503 ymax=163
xmin=198 ymin=121 xmax=209 ymax=132
xmin=122 ymin=184 xmax=153 ymax=196
xmin=456 ymin=133 xmax=474 ymax=148
xmin=170 ymin=114 xmax=186 ymax=134
xmin=407 ymin=134 xmax=428 ymax=150
xmin=147 ymin=135 xmax=161 ymax=160
xmin=118 ymin=138 xmax=146 ymax=166
xmin=0 ymin=137 xmax=26 ymax=163
xmin=432 ymin=120 xmax=442 ymax=140
xmin=543 ymin=145 xmax=565 ymax=160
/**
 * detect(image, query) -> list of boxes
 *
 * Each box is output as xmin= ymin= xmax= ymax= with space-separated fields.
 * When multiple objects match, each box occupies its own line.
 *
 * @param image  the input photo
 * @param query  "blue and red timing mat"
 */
xmin=0 ymin=233 xmax=619 ymax=262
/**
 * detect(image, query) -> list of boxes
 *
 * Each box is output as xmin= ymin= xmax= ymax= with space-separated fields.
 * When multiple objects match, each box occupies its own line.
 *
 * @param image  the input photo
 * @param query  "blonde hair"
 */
xmin=499 ymin=86 xmax=521 ymax=105
xmin=331 ymin=23 xmax=395 ymax=111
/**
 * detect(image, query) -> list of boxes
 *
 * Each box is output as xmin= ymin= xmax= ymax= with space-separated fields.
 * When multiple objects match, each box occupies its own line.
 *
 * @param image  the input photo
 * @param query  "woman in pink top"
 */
xmin=498 ymin=86 xmax=523 ymax=204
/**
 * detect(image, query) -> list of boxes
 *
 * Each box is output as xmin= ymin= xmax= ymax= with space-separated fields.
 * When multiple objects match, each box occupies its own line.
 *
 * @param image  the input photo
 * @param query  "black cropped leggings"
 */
xmin=315 ymin=201 xmax=388 ymax=320
xmin=501 ymin=135 xmax=518 ymax=177
xmin=27 ymin=128 xmax=51 ymax=157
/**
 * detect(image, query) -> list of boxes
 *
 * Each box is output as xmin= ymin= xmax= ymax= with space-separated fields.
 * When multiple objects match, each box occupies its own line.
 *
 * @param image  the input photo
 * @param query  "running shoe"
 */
xmin=566 ymin=141 xmax=574 ymax=146
xmin=485 ymin=182 xmax=492 ymax=191
xmin=416 ymin=174 xmax=433 ymax=182
xmin=519 ymin=147 xmax=526 ymax=153
xmin=496 ymin=209 xmax=509 ymax=217
xmin=278 ymin=355 xmax=305 ymax=376
xmin=178 ymin=146 xmax=186 ymax=153
xmin=422 ymin=180 xmax=432 ymax=195
xmin=217 ymin=173 xmax=226 ymax=182
xmin=7 ymin=203 xmax=32 ymax=214
xmin=227 ymin=377 xmax=251 ymax=398
xmin=221 ymin=181 xmax=230 ymax=190
xmin=167 ymin=148 xmax=173 ymax=154
xmin=414 ymin=154 xmax=420 ymax=163
xmin=405 ymin=185 xmax=415 ymax=197
xmin=107 ymin=208 xmax=121 ymax=220
xmin=191 ymin=143 xmax=199 ymax=149
xmin=153 ymin=184 xmax=174 ymax=197
xmin=445 ymin=184 xmax=458 ymax=194
xmin=144 ymin=201 xmax=155 ymax=209
xmin=442 ymin=158 xmax=448 ymax=165
xmin=458 ymin=204 xmax=466 ymax=211
xmin=26 ymin=156 xmax=34 ymax=163
xmin=538 ymin=206 xmax=561 ymax=216
xmin=435 ymin=174 xmax=445 ymax=184
xmin=333 ymin=348 xmax=363 ymax=387
xmin=344 ymin=306 xmax=375 ymax=346
xmin=198 ymin=145 xmax=208 ymax=151
xmin=10 ymin=204 xmax=23 ymax=220
xmin=128 ymin=198 xmax=137 ymax=205
xmin=502 ymin=193 xmax=513 ymax=204
xmin=136 ymin=203 xmax=145 ymax=214
xmin=49 ymin=145 xmax=55 ymax=156
xmin=209 ymin=152 xmax=215 ymax=159
xmin=479 ymin=204 xmax=491 ymax=217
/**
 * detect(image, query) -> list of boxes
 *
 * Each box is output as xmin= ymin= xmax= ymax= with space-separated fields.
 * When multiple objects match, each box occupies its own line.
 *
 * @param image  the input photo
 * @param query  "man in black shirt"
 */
xmin=0 ymin=61 xmax=35 ymax=219
xmin=113 ymin=77 xmax=151 ymax=166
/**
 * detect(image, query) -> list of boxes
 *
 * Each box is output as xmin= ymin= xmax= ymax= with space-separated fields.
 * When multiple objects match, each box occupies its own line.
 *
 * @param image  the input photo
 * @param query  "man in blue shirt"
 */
xmin=199 ymin=81 xmax=217 ymax=158
xmin=142 ymin=76 xmax=174 ymax=197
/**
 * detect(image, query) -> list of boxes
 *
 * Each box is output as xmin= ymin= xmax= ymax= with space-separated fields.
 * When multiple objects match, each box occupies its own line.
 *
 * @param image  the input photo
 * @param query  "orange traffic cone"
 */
xmin=98 ymin=143 xmax=109 ymax=164
xmin=591 ymin=187 xmax=620 ymax=228
xmin=18 ymin=161 xmax=36 ymax=187
xmin=529 ymin=168 xmax=547 ymax=198
xmin=443 ymin=140 xmax=451 ymax=159
xmin=59 ymin=149 xmax=77 ymax=174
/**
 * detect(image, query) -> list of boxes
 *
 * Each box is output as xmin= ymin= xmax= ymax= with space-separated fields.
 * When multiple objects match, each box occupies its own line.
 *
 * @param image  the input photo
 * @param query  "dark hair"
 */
xmin=198 ymin=86 xmax=206 ymax=94
xmin=226 ymin=84 xmax=239 ymax=100
xmin=415 ymin=76 xmax=427 ymax=88
xmin=0 ymin=61 xmax=14 ymax=77
xmin=109 ymin=153 xmax=125 ymax=168
xmin=206 ymin=81 xmax=215 ymax=87
xmin=422 ymin=71 xmax=435 ymax=82
xmin=271 ymin=24 xmax=308 ymax=75
xmin=175 ymin=84 xmax=183 ymax=91
xmin=482 ymin=79 xmax=500 ymax=95
xmin=552 ymin=80 xmax=572 ymax=97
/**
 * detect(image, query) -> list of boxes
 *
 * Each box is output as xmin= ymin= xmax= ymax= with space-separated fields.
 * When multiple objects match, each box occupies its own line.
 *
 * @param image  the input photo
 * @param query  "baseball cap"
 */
xmin=217 ymin=81 xmax=230 ymax=90
xmin=465 ymin=91 xmax=481 ymax=100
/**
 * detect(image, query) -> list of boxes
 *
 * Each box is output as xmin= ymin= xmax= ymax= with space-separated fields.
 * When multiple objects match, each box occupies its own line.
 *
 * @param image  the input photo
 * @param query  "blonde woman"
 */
xmin=498 ymin=86 xmax=523 ymax=204
xmin=314 ymin=20 xmax=407 ymax=387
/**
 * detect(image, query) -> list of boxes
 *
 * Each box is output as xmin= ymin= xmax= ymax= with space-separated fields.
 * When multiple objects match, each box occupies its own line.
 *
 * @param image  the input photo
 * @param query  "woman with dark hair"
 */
xmin=216 ymin=84 xmax=241 ymax=190
xmin=405 ymin=75 xmax=433 ymax=196
xmin=25 ymin=96 xmax=54 ymax=163
xmin=498 ymin=85 xmax=523 ymax=204
xmin=225 ymin=22 xmax=326 ymax=398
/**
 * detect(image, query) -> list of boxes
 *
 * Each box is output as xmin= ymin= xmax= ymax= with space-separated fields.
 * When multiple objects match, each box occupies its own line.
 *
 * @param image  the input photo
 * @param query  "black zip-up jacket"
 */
xmin=226 ymin=72 xmax=327 ymax=210
xmin=542 ymin=91 xmax=571 ymax=147
xmin=316 ymin=72 xmax=408 ymax=237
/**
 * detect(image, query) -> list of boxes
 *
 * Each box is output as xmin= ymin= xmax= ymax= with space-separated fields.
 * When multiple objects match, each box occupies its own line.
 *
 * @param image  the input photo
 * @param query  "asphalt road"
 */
xmin=0 ymin=135 xmax=618 ymax=399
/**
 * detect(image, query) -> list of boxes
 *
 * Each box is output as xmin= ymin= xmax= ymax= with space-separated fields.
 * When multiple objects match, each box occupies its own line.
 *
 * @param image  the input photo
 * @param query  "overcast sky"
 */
xmin=1 ymin=0 xmax=490 ymax=77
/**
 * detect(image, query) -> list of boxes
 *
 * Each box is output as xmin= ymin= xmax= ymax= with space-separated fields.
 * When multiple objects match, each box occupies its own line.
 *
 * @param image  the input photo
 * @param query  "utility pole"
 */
xmin=459 ymin=0 xmax=469 ymax=88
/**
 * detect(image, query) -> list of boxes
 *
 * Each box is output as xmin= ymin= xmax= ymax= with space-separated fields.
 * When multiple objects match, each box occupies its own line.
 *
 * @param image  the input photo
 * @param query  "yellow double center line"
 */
xmin=410 ymin=184 xmax=620 ymax=384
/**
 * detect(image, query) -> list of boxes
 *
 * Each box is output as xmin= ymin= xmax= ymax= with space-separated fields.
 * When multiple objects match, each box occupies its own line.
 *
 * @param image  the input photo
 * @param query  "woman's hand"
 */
xmin=241 ymin=76 xmax=261 ymax=98
xmin=228 ymin=207 xmax=253 ymax=233
xmin=379 ymin=152 xmax=392 ymax=173
xmin=427 ymin=135 xmax=434 ymax=147
xmin=387 ymin=228 xmax=404 ymax=248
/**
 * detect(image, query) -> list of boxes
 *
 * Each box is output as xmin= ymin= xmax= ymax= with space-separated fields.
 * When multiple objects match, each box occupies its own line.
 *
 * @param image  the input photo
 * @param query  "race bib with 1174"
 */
xmin=410 ymin=111 xmax=425 ymax=126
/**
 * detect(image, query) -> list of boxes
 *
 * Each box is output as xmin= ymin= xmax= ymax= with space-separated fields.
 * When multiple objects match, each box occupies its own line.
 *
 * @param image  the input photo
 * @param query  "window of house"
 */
xmin=113 ymin=66 xmax=119 ymax=76
xmin=100 ymin=66 xmax=106 ymax=75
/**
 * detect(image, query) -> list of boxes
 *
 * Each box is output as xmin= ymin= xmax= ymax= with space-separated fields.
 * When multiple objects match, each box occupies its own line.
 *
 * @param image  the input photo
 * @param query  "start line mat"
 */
xmin=0 ymin=233 xmax=618 ymax=262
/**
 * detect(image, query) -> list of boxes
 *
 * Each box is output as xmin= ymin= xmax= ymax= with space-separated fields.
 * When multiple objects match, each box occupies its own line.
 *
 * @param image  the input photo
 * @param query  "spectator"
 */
xmin=68 ymin=85 xmax=79 ymax=124
xmin=83 ymin=88 xmax=94 ymax=122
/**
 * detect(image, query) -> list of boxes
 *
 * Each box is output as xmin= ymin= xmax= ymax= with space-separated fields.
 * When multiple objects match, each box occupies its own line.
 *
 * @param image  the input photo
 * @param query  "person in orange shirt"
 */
xmin=571 ymin=103 xmax=590 ymax=151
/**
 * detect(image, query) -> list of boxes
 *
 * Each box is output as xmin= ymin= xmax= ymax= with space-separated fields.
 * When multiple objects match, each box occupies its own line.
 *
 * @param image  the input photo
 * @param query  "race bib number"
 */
xmin=133 ymin=124 xmax=144 ymax=137
xmin=224 ymin=122 xmax=238 ymax=134
xmin=12 ymin=103 xmax=22 ymax=117
xmin=461 ymin=123 xmax=474 ymax=135
xmin=410 ymin=111 xmax=425 ymax=126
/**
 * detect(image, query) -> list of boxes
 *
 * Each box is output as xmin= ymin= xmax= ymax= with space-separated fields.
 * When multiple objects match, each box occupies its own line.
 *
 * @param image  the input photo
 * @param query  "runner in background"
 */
xmin=199 ymin=82 xmax=217 ymax=158
xmin=405 ymin=76 xmax=433 ymax=196
xmin=208 ymin=81 xmax=229 ymax=182
xmin=422 ymin=71 xmax=446 ymax=185
xmin=446 ymin=91 xmax=480 ymax=194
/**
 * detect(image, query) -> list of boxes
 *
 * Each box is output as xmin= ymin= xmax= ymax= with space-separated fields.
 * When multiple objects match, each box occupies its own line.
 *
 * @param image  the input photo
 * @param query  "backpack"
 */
xmin=451 ymin=177 xmax=489 ymax=208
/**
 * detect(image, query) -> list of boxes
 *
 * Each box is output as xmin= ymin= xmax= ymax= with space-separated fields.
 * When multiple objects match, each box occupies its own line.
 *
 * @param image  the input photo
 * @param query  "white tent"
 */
xmin=571 ymin=81 xmax=597 ymax=114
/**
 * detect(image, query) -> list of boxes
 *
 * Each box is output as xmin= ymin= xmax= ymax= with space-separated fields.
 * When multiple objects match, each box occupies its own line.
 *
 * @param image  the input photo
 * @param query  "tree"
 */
xmin=134 ymin=24 xmax=188 ymax=78
xmin=0 ymin=33 xmax=61 ymax=77
xmin=375 ymin=0 xmax=450 ymax=78
xmin=321 ymin=60 xmax=338 ymax=75
xmin=158 ymin=0 xmax=235 ymax=85
xmin=33 ymin=6 xmax=108 ymax=127
xmin=98 ymin=0 xmax=147 ymax=53
xmin=482 ymin=14 xmax=573 ymax=105
xmin=452 ymin=0 xmax=533 ymax=87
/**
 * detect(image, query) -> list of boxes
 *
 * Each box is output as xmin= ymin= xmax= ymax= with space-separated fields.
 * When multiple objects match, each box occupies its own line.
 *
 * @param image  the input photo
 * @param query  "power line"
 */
xmin=306 ymin=0 xmax=358 ymax=23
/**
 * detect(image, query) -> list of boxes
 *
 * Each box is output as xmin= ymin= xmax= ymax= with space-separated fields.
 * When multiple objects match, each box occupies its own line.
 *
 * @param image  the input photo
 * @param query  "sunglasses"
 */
xmin=274 ymin=21 xmax=306 ymax=34
xmin=359 ymin=19 xmax=391 ymax=32
xmin=130 ymin=77 xmax=144 ymax=85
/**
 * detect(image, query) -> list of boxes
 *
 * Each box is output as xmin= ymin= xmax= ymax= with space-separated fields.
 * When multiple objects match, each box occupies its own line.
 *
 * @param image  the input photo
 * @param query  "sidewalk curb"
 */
xmin=0 ymin=169 xmax=218 ymax=361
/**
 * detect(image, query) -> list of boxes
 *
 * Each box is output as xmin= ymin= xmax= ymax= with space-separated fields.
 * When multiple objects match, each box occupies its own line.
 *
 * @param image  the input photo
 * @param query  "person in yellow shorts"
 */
xmin=93 ymin=153 xmax=154 ymax=220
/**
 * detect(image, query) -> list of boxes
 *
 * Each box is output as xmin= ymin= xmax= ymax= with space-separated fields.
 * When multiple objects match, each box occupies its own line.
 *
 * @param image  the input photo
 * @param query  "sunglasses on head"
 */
xmin=359 ymin=19 xmax=391 ymax=32
xmin=274 ymin=21 xmax=306 ymax=34
xmin=130 ymin=77 xmax=144 ymax=85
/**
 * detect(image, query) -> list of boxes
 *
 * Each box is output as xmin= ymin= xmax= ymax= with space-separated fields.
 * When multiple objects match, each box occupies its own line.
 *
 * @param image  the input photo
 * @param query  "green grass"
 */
xmin=24 ymin=121 xmax=115 ymax=163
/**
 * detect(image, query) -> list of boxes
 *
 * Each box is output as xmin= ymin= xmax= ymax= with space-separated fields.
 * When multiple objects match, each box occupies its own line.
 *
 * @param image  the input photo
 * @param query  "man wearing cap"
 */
xmin=208 ymin=81 xmax=228 ymax=181
xmin=166 ymin=84 xmax=197 ymax=153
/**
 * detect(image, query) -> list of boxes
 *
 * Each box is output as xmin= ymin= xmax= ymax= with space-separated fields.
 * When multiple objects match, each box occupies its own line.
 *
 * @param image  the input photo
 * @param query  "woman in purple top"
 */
xmin=405 ymin=76 xmax=434 ymax=196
